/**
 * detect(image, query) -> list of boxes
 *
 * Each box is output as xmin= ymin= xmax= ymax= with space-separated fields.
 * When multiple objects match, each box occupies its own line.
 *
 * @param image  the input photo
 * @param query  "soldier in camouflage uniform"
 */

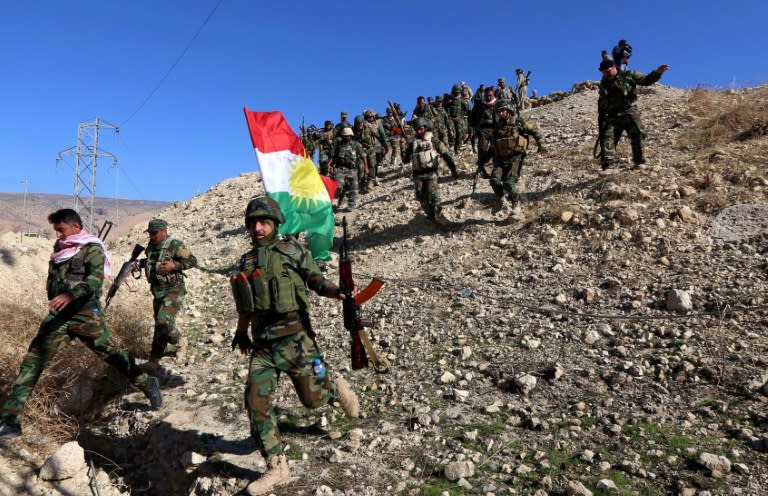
xmin=328 ymin=127 xmax=367 ymax=211
xmin=495 ymin=77 xmax=517 ymax=105
xmin=136 ymin=219 xmax=197 ymax=364
xmin=489 ymin=102 xmax=546 ymax=212
xmin=0 ymin=209 xmax=161 ymax=439
xmin=382 ymin=108 xmax=404 ymax=167
xmin=412 ymin=96 xmax=429 ymax=120
xmin=470 ymin=86 xmax=498 ymax=175
xmin=445 ymin=84 xmax=471 ymax=153
xmin=402 ymin=117 xmax=459 ymax=225
xmin=230 ymin=197 xmax=359 ymax=495
xmin=598 ymin=59 xmax=668 ymax=170
xmin=362 ymin=108 xmax=389 ymax=186
xmin=301 ymin=125 xmax=317 ymax=161
xmin=316 ymin=120 xmax=336 ymax=176
xmin=334 ymin=111 xmax=352 ymax=138
xmin=430 ymin=95 xmax=451 ymax=148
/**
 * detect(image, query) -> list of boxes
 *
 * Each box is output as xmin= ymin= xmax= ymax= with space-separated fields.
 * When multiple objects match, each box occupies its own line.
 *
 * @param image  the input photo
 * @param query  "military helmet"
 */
xmin=354 ymin=114 xmax=364 ymax=125
xmin=412 ymin=117 xmax=429 ymax=129
xmin=451 ymin=83 xmax=462 ymax=94
xmin=364 ymin=108 xmax=375 ymax=117
xmin=324 ymin=119 xmax=333 ymax=126
xmin=341 ymin=127 xmax=354 ymax=137
xmin=496 ymin=102 xmax=516 ymax=113
xmin=245 ymin=196 xmax=284 ymax=225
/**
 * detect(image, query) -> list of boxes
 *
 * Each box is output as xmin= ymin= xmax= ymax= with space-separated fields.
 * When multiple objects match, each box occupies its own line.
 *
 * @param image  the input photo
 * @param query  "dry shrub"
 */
xmin=0 ymin=301 xmax=151 ymax=443
xmin=681 ymin=86 xmax=768 ymax=150
xmin=106 ymin=302 xmax=153 ymax=358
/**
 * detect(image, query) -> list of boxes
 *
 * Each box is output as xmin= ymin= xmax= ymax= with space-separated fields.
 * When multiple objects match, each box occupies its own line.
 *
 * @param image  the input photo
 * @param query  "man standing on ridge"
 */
xmin=597 ymin=58 xmax=669 ymax=170
xmin=230 ymin=196 xmax=359 ymax=495
xmin=0 ymin=209 xmax=161 ymax=439
xmin=135 ymin=218 xmax=197 ymax=365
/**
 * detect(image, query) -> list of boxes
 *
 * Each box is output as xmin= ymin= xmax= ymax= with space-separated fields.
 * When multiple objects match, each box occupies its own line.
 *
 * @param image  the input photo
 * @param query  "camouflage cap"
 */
xmin=145 ymin=218 xmax=168 ymax=233
xmin=340 ymin=111 xmax=348 ymax=118
xmin=498 ymin=77 xmax=506 ymax=83
xmin=245 ymin=196 xmax=284 ymax=224
xmin=435 ymin=95 xmax=443 ymax=101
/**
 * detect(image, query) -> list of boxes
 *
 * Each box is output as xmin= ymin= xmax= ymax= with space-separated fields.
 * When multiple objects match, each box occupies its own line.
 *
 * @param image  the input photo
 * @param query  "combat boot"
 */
xmin=245 ymin=454 xmax=290 ymax=495
xmin=334 ymin=376 xmax=360 ymax=418
xmin=142 ymin=376 xmax=163 ymax=410
xmin=0 ymin=420 xmax=22 ymax=439
xmin=491 ymin=196 xmax=504 ymax=214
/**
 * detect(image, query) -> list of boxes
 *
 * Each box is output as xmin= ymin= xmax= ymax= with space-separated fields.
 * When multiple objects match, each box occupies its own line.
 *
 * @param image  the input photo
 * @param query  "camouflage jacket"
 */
xmin=495 ymin=85 xmax=517 ymax=104
xmin=363 ymin=119 xmax=388 ymax=149
xmin=302 ymin=135 xmax=316 ymax=158
xmin=492 ymin=115 xmax=543 ymax=157
xmin=332 ymin=139 xmax=366 ymax=169
xmin=445 ymin=98 xmax=470 ymax=120
xmin=144 ymin=237 xmax=197 ymax=291
xmin=47 ymin=243 xmax=106 ymax=304
xmin=237 ymin=236 xmax=334 ymax=340
xmin=469 ymin=103 xmax=496 ymax=131
xmin=598 ymin=70 xmax=662 ymax=117
xmin=317 ymin=129 xmax=336 ymax=162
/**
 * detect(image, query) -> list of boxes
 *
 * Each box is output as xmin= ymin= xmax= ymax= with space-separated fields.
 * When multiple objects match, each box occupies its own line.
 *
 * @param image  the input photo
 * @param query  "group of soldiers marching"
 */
xmin=299 ymin=69 xmax=538 ymax=223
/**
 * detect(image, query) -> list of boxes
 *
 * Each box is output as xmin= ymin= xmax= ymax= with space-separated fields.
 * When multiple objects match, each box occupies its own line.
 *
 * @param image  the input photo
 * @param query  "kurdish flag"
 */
xmin=244 ymin=108 xmax=336 ymax=260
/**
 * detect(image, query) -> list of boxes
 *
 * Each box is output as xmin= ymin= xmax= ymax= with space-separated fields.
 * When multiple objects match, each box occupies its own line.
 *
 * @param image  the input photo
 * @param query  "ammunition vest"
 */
xmin=47 ymin=245 xmax=98 ymax=301
xmin=411 ymin=136 xmax=439 ymax=172
xmin=336 ymin=141 xmax=360 ymax=168
xmin=230 ymin=240 xmax=310 ymax=316
xmin=493 ymin=120 xmax=529 ymax=157
xmin=145 ymin=238 xmax=183 ymax=288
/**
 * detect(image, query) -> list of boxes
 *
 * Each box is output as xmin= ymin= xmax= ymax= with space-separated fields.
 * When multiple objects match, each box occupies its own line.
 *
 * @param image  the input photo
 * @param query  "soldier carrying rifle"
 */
xmin=229 ymin=197 xmax=359 ymax=495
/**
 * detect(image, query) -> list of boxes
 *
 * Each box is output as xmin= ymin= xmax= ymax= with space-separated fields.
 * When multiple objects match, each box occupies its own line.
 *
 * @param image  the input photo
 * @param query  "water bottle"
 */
xmin=312 ymin=358 xmax=326 ymax=378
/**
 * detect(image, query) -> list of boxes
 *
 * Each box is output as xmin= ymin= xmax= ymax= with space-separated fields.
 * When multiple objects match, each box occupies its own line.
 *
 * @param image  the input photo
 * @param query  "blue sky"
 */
xmin=0 ymin=0 xmax=764 ymax=202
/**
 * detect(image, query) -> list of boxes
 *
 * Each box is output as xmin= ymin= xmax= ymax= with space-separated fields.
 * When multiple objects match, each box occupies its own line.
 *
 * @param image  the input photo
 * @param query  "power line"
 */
xmin=120 ymin=0 xmax=225 ymax=127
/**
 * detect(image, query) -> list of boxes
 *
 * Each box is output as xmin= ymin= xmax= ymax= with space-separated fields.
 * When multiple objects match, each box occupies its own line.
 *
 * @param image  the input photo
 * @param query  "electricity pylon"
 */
xmin=56 ymin=118 xmax=119 ymax=232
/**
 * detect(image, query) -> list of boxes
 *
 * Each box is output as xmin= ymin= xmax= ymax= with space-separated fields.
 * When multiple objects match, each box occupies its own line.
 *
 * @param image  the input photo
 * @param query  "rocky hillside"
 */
xmin=1 ymin=82 xmax=767 ymax=496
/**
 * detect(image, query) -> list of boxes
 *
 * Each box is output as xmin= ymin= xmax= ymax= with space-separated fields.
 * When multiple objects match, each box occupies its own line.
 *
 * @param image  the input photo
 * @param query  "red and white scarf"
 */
xmin=51 ymin=230 xmax=112 ymax=278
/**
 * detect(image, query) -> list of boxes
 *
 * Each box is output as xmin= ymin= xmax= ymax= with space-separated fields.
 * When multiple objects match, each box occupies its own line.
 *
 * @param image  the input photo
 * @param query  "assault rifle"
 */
xmin=104 ymin=243 xmax=144 ymax=309
xmin=593 ymin=112 xmax=606 ymax=160
xmin=339 ymin=217 xmax=388 ymax=372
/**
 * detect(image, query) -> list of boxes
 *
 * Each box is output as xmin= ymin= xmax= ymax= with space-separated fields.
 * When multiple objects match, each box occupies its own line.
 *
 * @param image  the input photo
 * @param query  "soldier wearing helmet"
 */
xmin=360 ymin=109 xmax=388 ymax=188
xmin=402 ymin=117 xmax=459 ymax=226
xmin=488 ymin=101 xmax=546 ymax=214
xmin=327 ymin=127 xmax=367 ymax=211
xmin=445 ymin=84 xmax=471 ymax=153
xmin=232 ymin=196 xmax=360 ymax=495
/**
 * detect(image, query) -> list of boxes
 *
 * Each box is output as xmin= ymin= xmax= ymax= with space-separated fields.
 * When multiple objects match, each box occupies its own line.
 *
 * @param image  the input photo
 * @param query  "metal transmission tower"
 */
xmin=56 ymin=118 xmax=119 ymax=232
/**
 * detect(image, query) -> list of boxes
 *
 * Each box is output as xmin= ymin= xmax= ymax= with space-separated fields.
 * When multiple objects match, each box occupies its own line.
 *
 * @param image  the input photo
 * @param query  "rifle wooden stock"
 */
xmin=104 ymin=243 xmax=144 ymax=309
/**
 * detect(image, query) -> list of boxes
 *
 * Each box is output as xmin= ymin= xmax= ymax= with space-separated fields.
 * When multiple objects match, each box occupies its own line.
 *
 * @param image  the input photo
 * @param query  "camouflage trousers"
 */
xmin=601 ymin=112 xmax=645 ymax=169
xmin=333 ymin=167 xmax=359 ymax=209
xmin=245 ymin=330 xmax=336 ymax=459
xmin=476 ymin=128 xmax=494 ymax=169
xmin=450 ymin=118 xmax=467 ymax=153
xmin=151 ymin=286 xmax=186 ymax=360
xmin=412 ymin=170 xmax=441 ymax=219
xmin=386 ymin=137 xmax=401 ymax=166
xmin=490 ymin=155 xmax=525 ymax=201
xmin=0 ymin=303 xmax=149 ymax=424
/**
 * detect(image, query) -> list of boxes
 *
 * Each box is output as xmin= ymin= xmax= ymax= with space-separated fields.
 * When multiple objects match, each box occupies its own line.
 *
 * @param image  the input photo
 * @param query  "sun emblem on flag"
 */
xmin=288 ymin=155 xmax=327 ymax=206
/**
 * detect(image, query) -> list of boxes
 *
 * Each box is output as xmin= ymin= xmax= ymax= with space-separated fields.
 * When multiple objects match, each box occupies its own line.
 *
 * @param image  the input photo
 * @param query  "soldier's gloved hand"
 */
xmin=231 ymin=332 xmax=252 ymax=354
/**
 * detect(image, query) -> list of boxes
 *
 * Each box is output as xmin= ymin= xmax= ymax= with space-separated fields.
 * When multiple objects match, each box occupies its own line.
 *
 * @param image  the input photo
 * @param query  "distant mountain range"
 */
xmin=0 ymin=192 xmax=171 ymax=240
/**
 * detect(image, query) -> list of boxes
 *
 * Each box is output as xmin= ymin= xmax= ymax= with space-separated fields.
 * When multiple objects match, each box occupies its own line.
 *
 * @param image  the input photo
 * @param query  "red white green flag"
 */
xmin=243 ymin=108 xmax=336 ymax=260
